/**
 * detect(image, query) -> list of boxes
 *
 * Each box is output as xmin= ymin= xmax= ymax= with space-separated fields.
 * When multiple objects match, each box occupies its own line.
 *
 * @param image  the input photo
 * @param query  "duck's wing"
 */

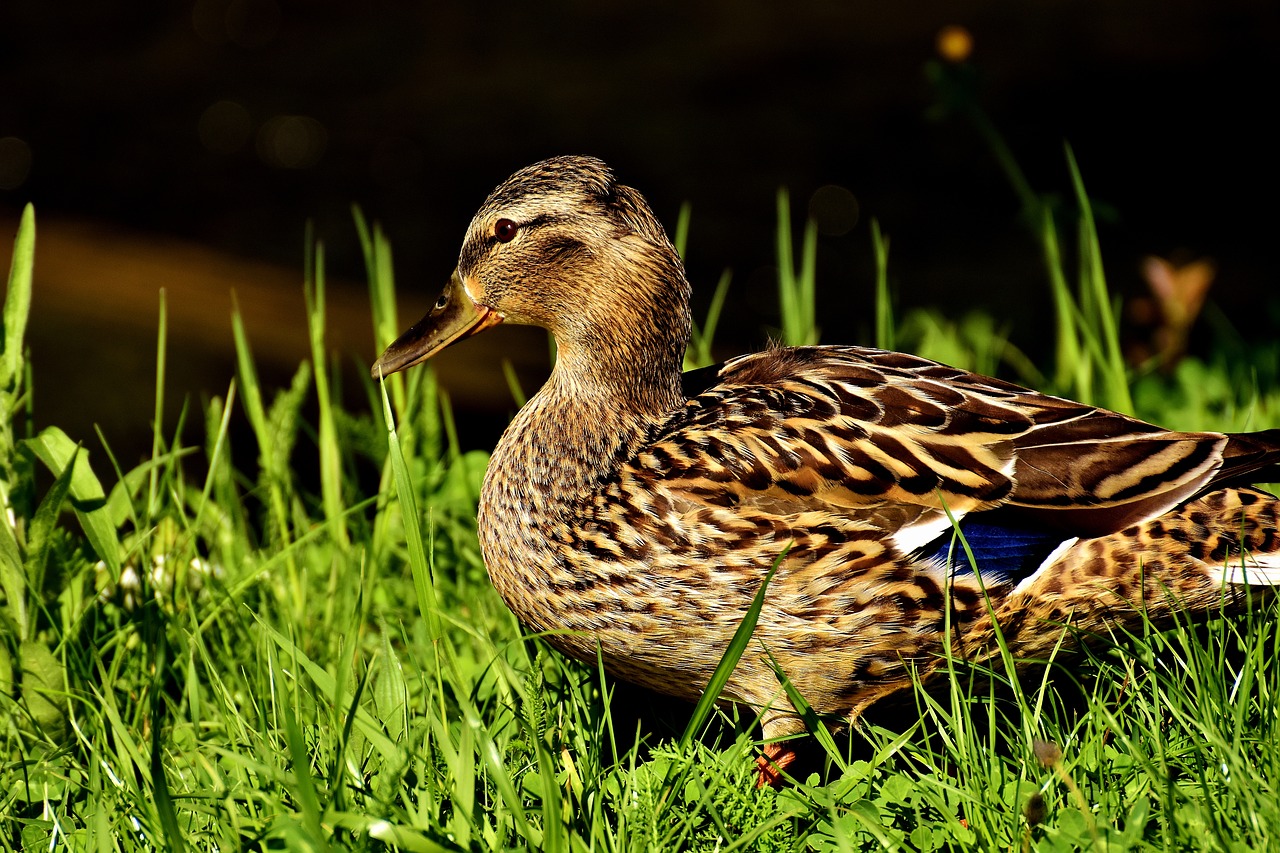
xmin=643 ymin=346 xmax=1239 ymax=551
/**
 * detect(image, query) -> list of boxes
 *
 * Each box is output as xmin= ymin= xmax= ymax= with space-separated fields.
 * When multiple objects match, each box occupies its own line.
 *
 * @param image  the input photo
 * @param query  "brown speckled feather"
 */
xmin=372 ymin=156 xmax=1280 ymax=780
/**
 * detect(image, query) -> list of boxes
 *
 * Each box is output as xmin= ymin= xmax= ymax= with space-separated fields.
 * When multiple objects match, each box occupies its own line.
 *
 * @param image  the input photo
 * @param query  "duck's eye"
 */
xmin=494 ymin=218 xmax=519 ymax=243
xmin=434 ymin=293 xmax=448 ymax=310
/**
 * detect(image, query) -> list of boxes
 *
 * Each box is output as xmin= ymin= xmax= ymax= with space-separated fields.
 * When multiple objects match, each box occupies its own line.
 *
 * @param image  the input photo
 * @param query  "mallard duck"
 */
xmin=373 ymin=156 xmax=1280 ymax=784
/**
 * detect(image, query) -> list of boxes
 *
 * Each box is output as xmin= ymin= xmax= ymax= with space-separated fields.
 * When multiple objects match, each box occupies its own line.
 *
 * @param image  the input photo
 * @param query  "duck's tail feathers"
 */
xmin=1215 ymin=428 xmax=1280 ymax=491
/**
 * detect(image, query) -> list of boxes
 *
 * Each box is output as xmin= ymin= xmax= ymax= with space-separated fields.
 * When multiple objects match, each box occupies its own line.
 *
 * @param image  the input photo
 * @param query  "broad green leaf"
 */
xmin=0 ymin=522 xmax=25 ymax=637
xmin=23 ymin=444 xmax=78 ymax=608
xmin=22 ymin=427 xmax=121 ymax=573
xmin=20 ymin=639 xmax=68 ymax=740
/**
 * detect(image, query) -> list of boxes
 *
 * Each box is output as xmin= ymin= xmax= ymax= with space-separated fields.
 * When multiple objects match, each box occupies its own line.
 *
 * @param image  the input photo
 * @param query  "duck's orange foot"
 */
xmin=755 ymin=742 xmax=799 ymax=788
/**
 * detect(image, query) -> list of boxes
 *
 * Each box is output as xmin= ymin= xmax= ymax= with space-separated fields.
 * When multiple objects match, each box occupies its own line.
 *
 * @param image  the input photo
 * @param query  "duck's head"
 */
xmin=372 ymin=156 xmax=692 ymax=389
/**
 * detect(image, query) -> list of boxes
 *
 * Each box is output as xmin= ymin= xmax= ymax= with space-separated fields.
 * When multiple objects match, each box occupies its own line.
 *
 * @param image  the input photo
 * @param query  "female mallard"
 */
xmin=373 ymin=156 xmax=1280 ymax=783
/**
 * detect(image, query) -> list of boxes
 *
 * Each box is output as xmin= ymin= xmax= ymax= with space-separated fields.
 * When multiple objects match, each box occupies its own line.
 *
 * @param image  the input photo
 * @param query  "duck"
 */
xmin=372 ymin=155 xmax=1280 ymax=785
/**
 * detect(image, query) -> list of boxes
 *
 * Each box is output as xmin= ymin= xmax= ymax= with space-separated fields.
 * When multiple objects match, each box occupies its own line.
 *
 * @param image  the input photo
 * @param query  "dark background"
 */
xmin=2 ymin=0 xmax=1277 ymax=459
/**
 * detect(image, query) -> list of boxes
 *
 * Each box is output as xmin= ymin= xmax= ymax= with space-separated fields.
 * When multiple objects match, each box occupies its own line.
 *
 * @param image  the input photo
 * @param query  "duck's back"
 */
xmin=656 ymin=344 xmax=1251 ymax=543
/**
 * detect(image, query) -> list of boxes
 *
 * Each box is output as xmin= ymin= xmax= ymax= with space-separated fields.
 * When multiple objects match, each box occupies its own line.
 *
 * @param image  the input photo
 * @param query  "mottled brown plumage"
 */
xmin=373 ymin=156 xmax=1280 ymax=784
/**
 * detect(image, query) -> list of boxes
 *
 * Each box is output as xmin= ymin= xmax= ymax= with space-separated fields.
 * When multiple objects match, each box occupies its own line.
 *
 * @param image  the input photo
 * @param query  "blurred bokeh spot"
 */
xmin=198 ymin=101 xmax=253 ymax=156
xmin=808 ymin=185 xmax=860 ymax=237
xmin=256 ymin=115 xmax=327 ymax=170
xmin=936 ymin=25 xmax=974 ymax=63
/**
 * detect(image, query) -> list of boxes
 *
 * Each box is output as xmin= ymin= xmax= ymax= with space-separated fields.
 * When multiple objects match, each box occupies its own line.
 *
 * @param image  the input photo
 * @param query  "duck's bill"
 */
xmin=370 ymin=272 xmax=503 ymax=378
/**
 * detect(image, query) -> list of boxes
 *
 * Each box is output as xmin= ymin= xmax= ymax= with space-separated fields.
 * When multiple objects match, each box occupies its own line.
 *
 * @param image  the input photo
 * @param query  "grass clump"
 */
xmin=2 ymin=136 xmax=1278 ymax=853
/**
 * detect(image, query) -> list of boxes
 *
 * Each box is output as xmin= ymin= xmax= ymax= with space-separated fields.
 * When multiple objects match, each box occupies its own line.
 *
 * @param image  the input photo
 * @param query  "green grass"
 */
xmin=3 ymin=140 xmax=1279 ymax=853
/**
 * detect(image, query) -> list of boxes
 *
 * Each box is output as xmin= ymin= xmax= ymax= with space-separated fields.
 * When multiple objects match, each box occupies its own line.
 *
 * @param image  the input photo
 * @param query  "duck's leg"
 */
xmin=755 ymin=742 xmax=799 ymax=788
xmin=755 ymin=708 xmax=808 ymax=787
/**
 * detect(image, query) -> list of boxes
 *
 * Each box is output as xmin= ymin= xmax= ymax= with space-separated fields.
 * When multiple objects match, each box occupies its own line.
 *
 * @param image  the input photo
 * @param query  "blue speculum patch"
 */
xmin=918 ymin=511 xmax=1070 ymax=585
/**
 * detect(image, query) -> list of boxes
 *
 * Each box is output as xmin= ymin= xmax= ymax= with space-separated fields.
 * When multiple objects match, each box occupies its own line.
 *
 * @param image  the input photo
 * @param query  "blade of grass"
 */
xmin=377 ymin=374 xmax=440 ymax=645
xmin=776 ymin=190 xmax=797 ymax=344
xmin=304 ymin=235 xmax=348 ymax=548
xmin=761 ymin=643 xmax=848 ymax=776
xmin=253 ymin=615 xmax=401 ymax=761
xmin=22 ymin=444 xmax=78 ymax=621
xmin=0 ymin=213 xmax=38 ymax=633
xmin=1 ymin=203 xmax=34 ymax=392
xmin=147 ymin=289 xmax=168 ymax=519
xmin=686 ymin=269 xmax=732 ymax=370
xmin=148 ymin=619 xmax=188 ymax=853
xmin=871 ymin=218 xmax=893 ymax=351
xmin=0 ymin=510 xmax=25 ymax=638
xmin=281 ymin=691 xmax=330 ymax=851
xmin=501 ymin=360 xmax=528 ymax=408
xmin=1065 ymin=144 xmax=1131 ymax=413
xmin=230 ymin=293 xmax=296 ymax=552
xmin=775 ymin=191 xmax=819 ymax=346
xmin=354 ymin=206 xmax=400 ymax=356
xmin=673 ymin=200 xmax=692 ymax=260
xmin=1 ymin=204 xmax=35 ymax=560
xmin=193 ymin=379 xmax=237 ymax=531
xmin=1038 ymin=205 xmax=1082 ymax=395
xmin=799 ymin=214 xmax=817 ymax=341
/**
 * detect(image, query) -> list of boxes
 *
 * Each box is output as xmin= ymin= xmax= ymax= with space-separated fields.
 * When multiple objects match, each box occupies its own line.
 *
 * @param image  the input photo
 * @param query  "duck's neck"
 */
xmin=477 ymin=271 xmax=690 ymax=600
xmin=483 ymin=324 xmax=686 ymax=522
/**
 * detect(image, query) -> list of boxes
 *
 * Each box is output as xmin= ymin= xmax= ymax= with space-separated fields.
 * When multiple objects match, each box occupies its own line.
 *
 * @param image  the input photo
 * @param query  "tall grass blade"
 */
xmin=0 ymin=504 xmax=26 ymax=638
xmin=501 ymin=360 xmax=528 ymax=408
xmin=231 ymin=293 xmax=295 ymax=550
xmin=871 ymin=218 xmax=893 ymax=351
xmin=377 ymin=375 xmax=441 ymax=645
xmin=0 ymin=215 xmax=39 ymax=625
xmin=148 ymin=627 xmax=188 ymax=853
xmin=800 ymin=216 xmax=817 ymax=340
xmin=775 ymin=190 xmax=819 ymax=346
xmin=148 ymin=289 xmax=168 ymax=519
xmin=775 ymin=190 xmax=797 ymax=344
xmin=1 ymin=203 xmax=34 ymax=392
xmin=673 ymin=200 xmax=692 ymax=261
xmin=305 ymin=237 xmax=349 ymax=548
xmin=1065 ymin=144 xmax=1132 ymax=413
xmin=1 ymin=204 xmax=35 ymax=529
xmin=686 ymin=268 xmax=732 ymax=370
xmin=22 ymin=445 xmax=77 ymax=618
xmin=355 ymin=206 xmax=409 ymax=419
xmin=194 ymin=379 xmax=237 ymax=528
xmin=1038 ymin=205 xmax=1083 ymax=395
xmin=282 ymin=694 xmax=331 ymax=851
